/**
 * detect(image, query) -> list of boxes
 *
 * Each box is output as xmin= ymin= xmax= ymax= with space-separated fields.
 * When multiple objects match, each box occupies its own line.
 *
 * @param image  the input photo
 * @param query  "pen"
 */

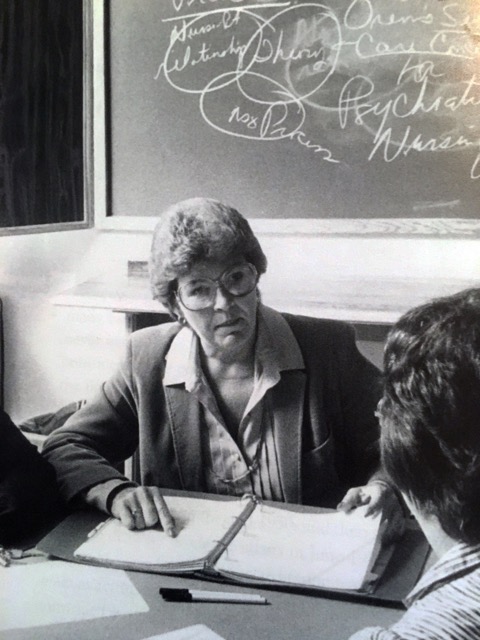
xmin=159 ymin=588 xmax=269 ymax=605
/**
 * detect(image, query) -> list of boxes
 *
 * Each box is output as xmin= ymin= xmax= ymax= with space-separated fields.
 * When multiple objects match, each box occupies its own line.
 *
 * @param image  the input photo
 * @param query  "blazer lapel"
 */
xmin=164 ymin=386 xmax=204 ymax=491
xmin=270 ymin=370 xmax=306 ymax=504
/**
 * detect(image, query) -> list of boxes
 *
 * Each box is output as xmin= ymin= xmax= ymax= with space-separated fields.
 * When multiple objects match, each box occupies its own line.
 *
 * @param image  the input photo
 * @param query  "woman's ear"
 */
xmin=172 ymin=301 xmax=187 ymax=326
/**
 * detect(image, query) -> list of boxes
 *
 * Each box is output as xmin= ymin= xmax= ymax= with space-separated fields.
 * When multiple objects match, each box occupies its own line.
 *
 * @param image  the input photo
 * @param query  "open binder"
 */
xmin=38 ymin=490 xmax=430 ymax=608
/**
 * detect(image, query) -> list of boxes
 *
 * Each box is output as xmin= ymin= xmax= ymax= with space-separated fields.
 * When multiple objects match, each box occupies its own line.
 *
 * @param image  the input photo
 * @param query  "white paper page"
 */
xmin=215 ymin=505 xmax=381 ymax=590
xmin=75 ymin=496 xmax=246 ymax=565
xmin=0 ymin=560 xmax=148 ymax=630
xmin=144 ymin=624 xmax=226 ymax=640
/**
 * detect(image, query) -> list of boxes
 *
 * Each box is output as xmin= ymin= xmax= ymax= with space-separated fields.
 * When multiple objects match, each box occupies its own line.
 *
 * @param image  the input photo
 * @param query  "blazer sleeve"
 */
xmin=0 ymin=408 xmax=63 ymax=544
xmin=42 ymin=336 xmax=141 ymax=502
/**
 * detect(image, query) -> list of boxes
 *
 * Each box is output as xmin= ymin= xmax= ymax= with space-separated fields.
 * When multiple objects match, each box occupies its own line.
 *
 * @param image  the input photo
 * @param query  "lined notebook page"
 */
xmin=74 ymin=496 xmax=245 ymax=566
xmin=215 ymin=505 xmax=382 ymax=590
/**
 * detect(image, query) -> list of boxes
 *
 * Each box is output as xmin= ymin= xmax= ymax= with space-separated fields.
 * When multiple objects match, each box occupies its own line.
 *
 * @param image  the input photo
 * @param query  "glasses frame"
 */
xmin=176 ymin=263 xmax=259 ymax=312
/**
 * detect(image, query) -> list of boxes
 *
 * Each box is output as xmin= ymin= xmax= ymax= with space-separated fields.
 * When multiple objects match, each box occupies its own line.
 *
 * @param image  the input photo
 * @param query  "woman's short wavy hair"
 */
xmin=379 ymin=287 xmax=480 ymax=545
xmin=150 ymin=197 xmax=267 ymax=315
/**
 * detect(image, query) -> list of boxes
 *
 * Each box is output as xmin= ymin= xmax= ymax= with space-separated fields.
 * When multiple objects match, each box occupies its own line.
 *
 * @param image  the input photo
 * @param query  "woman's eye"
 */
xmin=228 ymin=271 xmax=245 ymax=284
xmin=189 ymin=285 xmax=211 ymax=297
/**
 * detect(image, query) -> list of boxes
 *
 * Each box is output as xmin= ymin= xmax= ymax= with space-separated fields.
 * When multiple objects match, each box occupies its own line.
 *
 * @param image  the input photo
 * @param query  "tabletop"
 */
xmin=1 ymin=564 xmax=402 ymax=640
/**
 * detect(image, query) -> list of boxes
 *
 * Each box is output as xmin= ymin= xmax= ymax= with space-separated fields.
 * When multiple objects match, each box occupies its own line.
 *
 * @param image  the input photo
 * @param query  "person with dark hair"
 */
xmin=350 ymin=287 xmax=480 ymax=640
xmin=43 ymin=197 xmax=401 ymax=533
xmin=0 ymin=407 xmax=63 ymax=545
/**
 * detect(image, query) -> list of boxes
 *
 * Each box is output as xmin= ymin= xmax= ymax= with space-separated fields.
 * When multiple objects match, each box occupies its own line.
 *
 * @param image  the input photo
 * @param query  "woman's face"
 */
xmin=175 ymin=260 xmax=259 ymax=362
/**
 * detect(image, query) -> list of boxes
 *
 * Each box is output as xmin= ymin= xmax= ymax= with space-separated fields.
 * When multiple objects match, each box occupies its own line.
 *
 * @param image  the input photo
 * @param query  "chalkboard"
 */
xmin=0 ymin=0 xmax=92 ymax=234
xmin=105 ymin=0 xmax=480 ymax=230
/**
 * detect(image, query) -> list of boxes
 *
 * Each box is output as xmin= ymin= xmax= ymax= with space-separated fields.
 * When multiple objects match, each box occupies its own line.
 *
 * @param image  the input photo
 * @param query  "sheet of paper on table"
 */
xmin=144 ymin=625 xmax=226 ymax=640
xmin=0 ymin=559 xmax=148 ymax=630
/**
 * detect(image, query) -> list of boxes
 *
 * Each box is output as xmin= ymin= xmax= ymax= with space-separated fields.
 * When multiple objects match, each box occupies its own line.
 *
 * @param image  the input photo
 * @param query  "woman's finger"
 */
xmin=152 ymin=491 xmax=176 ymax=537
xmin=128 ymin=496 xmax=146 ymax=530
xmin=337 ymin=487 xmax=365 ymax=512
xmin=115 ymin=500 xmax=137 ymax=530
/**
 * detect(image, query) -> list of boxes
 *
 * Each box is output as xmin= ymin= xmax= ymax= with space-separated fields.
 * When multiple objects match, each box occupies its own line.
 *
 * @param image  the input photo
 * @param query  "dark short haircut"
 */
xmin=149 ymin=197 xmax=267 ymax=315
xmin=379 ymin=287 xmax=480 ymax=544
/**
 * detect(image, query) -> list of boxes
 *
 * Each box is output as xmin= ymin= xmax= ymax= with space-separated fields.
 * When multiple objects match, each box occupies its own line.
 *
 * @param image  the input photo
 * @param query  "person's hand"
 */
xmin=110 ymin=486 xmax=176 ymax=537
xmin=337 ymin=481 xmax=406 ymax=544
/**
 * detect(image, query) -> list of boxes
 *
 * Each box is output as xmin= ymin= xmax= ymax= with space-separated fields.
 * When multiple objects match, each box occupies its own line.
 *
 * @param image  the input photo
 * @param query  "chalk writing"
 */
xmin=150 ymin=0 xmax=480 ymax=181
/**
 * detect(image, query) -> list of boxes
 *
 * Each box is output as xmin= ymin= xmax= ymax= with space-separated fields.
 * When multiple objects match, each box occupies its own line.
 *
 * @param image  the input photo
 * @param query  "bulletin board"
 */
xmin=0 ymin=0 xmax=93 ymax=234
xmin=104 ymin=0 xmax=480 ymax=235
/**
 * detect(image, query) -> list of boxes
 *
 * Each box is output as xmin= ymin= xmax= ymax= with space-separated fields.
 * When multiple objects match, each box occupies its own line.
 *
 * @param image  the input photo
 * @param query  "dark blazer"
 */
xmin=43 ymin=311 xmax=382 ymax=509
xmin=0 ymin=407 xmax=63 ymax=544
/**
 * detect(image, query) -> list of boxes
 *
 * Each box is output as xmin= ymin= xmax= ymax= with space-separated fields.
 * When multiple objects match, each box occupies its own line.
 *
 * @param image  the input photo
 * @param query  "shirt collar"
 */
xmin=404 ymin=541 xmax=480 ymax=607
xmin=163 ymin=325 xmax=199 ymax=388
xmin=163 ymin=304 xmax=304 ymax=388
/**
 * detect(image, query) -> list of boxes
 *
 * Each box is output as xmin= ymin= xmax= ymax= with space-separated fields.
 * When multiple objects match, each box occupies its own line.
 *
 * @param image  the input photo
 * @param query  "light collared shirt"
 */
xmin=349 ymin=541 xmax=480 ymax=640
xmin=163 ymin=304 xmax=305 ymax=501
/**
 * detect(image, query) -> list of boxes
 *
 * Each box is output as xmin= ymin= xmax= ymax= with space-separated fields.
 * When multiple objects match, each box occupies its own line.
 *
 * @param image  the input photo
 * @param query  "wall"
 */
xmin=1 ymin=3 xmax=478 ymax=425
xmin=1 ymin=227 xmax=479 ymax=423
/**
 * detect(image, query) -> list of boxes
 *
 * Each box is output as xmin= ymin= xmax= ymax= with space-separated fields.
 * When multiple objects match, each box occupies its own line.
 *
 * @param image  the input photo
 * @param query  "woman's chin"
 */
xmin=213 ymin=330 xmax=253 ymax=358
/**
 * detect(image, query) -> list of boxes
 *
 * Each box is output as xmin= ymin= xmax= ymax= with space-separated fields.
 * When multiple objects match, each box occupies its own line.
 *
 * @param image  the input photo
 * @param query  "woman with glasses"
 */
xmin=43 ymin=198 xmax=402 ymax=534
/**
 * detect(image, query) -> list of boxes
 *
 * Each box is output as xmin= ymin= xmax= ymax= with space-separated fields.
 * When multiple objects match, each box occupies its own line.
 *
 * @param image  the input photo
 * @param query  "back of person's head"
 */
xmin=379 ymin=287 xmax=480 ymax=545
xmin=150 ymin=197 xmax=267 ymax=314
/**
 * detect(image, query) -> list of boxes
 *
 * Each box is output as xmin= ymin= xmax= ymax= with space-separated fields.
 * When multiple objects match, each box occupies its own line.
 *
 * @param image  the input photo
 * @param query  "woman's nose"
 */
xmin=213 ymin=285 xmax=232 ymax=310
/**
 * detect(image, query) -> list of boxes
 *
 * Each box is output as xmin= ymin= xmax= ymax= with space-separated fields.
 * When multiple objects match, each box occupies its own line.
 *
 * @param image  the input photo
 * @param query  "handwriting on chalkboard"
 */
xmin=154 ymin=0 xmax=480 ymax=180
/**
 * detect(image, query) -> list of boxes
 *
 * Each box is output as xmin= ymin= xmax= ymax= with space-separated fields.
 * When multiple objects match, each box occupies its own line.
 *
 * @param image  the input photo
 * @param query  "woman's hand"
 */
xmin=110 ymin=486 xmax=176 ymax=537
xmin=337 ymin=481 xmax=406 ymax=544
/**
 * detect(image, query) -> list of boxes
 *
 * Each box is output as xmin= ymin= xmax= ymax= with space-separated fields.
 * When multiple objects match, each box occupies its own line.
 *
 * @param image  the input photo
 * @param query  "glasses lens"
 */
xmin=178 ymin=264 xmax=258 ymax=311
xmin=222 ymin=264 xmax=257 ymax=296
xmin=179 ymin=280 xmax=215 ymax=310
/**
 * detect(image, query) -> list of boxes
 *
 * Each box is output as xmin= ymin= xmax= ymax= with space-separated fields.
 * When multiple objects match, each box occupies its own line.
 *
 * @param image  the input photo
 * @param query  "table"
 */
xmin=2 ymin=564 xmax=402 ymax=640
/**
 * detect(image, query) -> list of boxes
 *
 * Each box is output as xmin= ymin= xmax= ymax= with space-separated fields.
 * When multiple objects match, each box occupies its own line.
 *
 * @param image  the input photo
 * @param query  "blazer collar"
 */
xmin=163 ymin=385 xmax=205 ymax=491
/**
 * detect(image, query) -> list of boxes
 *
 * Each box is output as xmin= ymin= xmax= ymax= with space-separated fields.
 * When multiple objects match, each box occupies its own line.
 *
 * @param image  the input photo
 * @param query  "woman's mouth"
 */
xmin=215 ymin=318 xmax=242 ymax=330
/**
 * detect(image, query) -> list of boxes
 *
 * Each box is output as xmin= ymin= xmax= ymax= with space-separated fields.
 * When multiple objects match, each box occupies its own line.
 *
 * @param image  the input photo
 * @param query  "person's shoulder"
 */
xmin=128 ymin=321 xmax=181 ymax=356
xmin=0 ymin=406 xmax=16 ymax=432
xmin=347 ymin=627 xmax=401 ymax=640
xmin=0 ymin=407 xmax=32 ymax=449
xmin=0 ymin=407 xmax=50 ymax=474
xmin=130 ymin=321 xmax=180 ymax=341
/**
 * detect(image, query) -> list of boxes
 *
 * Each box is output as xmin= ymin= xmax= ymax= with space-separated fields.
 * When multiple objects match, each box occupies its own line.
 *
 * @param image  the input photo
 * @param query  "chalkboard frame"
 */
xmin=0 ymin=0 xmax=94 ymax=237
xmin=95 ymin=1 xmax=480 ymax=238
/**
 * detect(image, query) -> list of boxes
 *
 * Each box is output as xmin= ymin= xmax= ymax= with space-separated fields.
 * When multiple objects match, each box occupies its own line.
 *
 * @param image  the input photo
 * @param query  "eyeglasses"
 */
xmin=176 ymin=263 xmax=258 ymax=311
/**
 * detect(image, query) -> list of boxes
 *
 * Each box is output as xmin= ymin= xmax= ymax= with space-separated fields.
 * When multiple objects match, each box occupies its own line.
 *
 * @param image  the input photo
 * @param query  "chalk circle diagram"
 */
xmin=161 ymin=4 xmax=339 ymax=142
xmin=160 ymin=1 xmax=479 ymax=156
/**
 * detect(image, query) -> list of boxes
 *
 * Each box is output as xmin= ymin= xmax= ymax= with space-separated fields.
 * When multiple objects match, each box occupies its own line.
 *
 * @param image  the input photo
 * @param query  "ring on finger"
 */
xmin=131 ymin=508 xmax=140 ymax=516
